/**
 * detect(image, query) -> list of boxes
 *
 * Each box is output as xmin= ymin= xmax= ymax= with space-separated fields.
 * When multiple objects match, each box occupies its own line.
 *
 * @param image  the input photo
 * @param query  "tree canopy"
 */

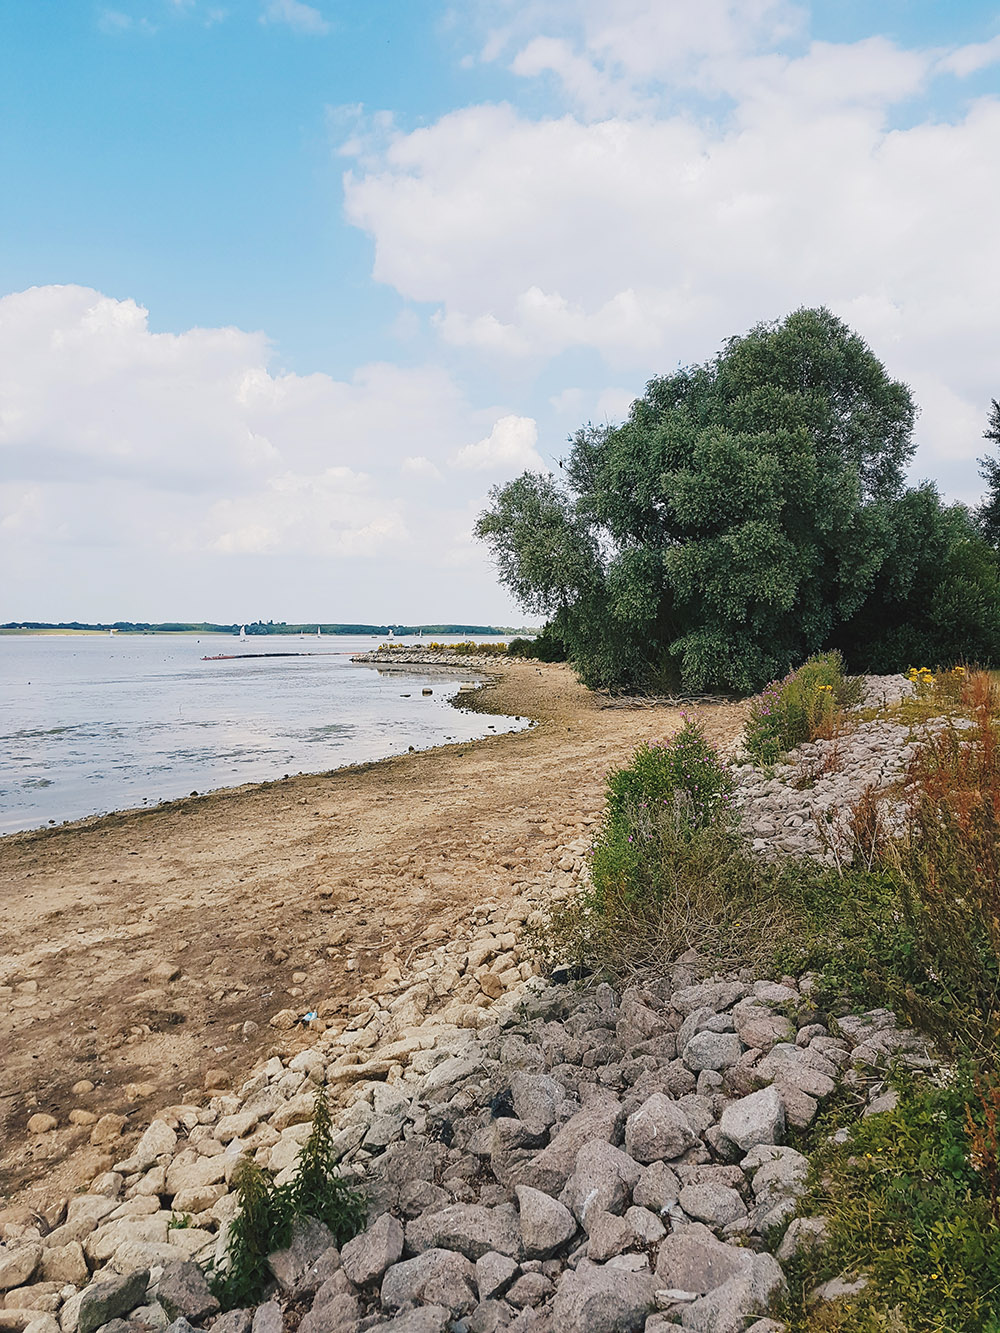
xmin=476 ymin=308 xmax=1000 ymax=692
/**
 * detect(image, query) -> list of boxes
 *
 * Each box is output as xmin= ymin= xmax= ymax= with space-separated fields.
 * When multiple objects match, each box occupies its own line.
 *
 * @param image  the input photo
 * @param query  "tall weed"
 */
xmin=209 ymin=1087 xmax=365 ymax=1310
xmin=888 ymin=709 xmax=1000 ymax=1060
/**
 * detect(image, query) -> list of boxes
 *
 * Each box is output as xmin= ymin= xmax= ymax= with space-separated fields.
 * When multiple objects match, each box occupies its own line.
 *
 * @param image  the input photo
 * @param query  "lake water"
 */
xmin=0 ymin=634 xmax=528 ymax=836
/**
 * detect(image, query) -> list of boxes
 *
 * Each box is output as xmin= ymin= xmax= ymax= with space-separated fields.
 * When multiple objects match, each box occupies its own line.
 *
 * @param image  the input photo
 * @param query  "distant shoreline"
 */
xmin=0 ymin=622 xmax=536 ymax=636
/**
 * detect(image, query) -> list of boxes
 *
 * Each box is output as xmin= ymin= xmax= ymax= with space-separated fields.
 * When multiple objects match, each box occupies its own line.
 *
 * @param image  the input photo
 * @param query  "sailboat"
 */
xmin=239 ymin=625 xmax=247 ymax=640
xmin=316 ymin=627 xmax=322 ymax=638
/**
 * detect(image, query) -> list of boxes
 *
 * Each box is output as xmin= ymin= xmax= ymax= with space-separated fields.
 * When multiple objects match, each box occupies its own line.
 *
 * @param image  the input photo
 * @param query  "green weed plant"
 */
xmin=784 ymin=1071 xmax=1000 ymax=1332
xmin=209 ymin=1087 xmax=366 ymax=1311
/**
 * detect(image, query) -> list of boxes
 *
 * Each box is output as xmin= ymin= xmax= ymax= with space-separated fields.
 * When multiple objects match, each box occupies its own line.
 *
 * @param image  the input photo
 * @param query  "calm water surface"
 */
xmin=0 ymin=634 xmax=527 ymax=835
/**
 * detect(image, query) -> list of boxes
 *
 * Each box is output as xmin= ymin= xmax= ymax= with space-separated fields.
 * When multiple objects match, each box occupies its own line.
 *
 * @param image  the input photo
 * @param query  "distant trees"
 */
xmin=476 ymin=309 xmax=1000 ymax=692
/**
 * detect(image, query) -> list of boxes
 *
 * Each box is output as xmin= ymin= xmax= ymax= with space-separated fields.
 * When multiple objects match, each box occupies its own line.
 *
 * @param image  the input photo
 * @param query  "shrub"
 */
xmin=505 ymin=625 xmax=568 ymax=662
xmin=283 ymin=1086 xmax=367 ymax=1244
xmin=209 ymin=1087 xmax=365 ymax=1310
xmin=887 ymin=707 xmax=1000 ymax=1062
xmin=603 ymin=717 xmax=734 ymax=833
xmin=743 ymin=651 xmax=861 ymax=764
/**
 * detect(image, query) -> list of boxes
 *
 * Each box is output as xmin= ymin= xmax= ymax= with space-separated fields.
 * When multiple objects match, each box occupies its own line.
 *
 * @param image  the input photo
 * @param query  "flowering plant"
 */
xmin=604 ymin=716 xmax=734 ymax=834
xmin=743 ymin=651 xmax=857 ymax=764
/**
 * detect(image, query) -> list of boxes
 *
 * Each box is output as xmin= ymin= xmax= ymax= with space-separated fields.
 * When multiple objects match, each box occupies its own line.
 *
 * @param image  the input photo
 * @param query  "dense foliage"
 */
xmin=978 ymin=398 xmax=1000 ymax=548
xmin=477 ymin=309 xmax=1000 ymax=692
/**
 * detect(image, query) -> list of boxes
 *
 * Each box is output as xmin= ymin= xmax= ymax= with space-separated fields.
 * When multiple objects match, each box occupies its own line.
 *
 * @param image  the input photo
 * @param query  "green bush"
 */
xmin=209 ymin=1087 xmax=365 ymax=1310
xmin=505 ymin=624 xmax=569 ymax=662
xmin=743 ymin=651 xmax=860 ymax=764
xmin=603 ymin=718 xmax=734 ymax=833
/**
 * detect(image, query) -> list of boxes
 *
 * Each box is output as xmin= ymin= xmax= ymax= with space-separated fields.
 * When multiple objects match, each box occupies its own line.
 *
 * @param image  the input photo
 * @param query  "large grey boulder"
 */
xmin=75 ymin=1269 xmax=149 ymax=1333
xmin=718 ymin=1086 xmax=785 ymax=1154
xmin=297 ymin=1273 xmax=358 ymax=1333
xmin=655 ymin=1224 xmax=751 ymax=1292
xmin=0 ymin=1244 xmax=41 ymax=1292
xmin=381 ymin=1249 xmax=478 ymax=1317
xmin=678 ymin=1253 xmax=786 ymax=1332
xmin=367 ymin=1307 xmax=453 ymax=1333
xmin=250 ymin=1301 xmax=283 ymax=1333
xmin=406 ymin=1203 xmax=520 ymax=1261
xmin=513 ymin=1094 xmax=625 ymax=1195
xmin=474 ymin=1251 xmax=519 ymax=1302
xmin=671 ymin=982 xmax=747 ymax=1015
xmin=509 ymin=1072 xmax=561 ymax=1135
xmin=39 ymin=1242 xmax=88 ymax=1288
xmin=515 ymin=1185 xmax=577 ymax=1257
xmin=560 ymin=1141 xmax=642 ymax=1226
xmin=632 ymin=1161 xmax=680 ymax=1212
xmin=732 ymin=1003 xmax=796 ymax=1052
xmin=114 ymin=1120 xmax=177 ymax=1175
xmin=625 ymin=1094 xmax=697 ymax=1163
xmin=551 ymin=1261 xmax=654 ymax=1332
xmin=211 ymin=1311 xmax=253 ymax=1333
xmin=777 ymin=1216 xmax=829 ymax=1262
xmin=341 ymin=1212 xmax=403 ymax=1286
xmin=678 ymin=1184 xmax=747 ymax=1229
xmin=755 ymin=1044 xmax=837 ymax=1099
xmin=682 ymin=1032 xmax=743 ymax=1073
xmin=585 ymin=1210 xmax=636 ymax=1262
xmin=267 ymin=1217 xmax=335 ymax=1294
xmin=155 ymin=1262 xmax=219 ymax=1324
xmin=744 ymin=1145 xmax=809 ymax=1231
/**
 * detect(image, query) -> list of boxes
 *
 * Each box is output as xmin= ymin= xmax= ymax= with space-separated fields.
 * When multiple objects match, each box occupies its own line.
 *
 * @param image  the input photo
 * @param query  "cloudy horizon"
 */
xmin=2 ymin=0 xmax=999 ymax=623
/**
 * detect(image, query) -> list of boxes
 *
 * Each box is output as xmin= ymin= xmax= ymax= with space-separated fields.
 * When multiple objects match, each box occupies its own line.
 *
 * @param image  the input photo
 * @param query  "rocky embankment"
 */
xmin=0 ymin=676 xmax=948 ymax=1332
xmin=731 ymin=674 xmax=926 ymax=862
xmin=351 ymin=652 xmax=508 ymax=674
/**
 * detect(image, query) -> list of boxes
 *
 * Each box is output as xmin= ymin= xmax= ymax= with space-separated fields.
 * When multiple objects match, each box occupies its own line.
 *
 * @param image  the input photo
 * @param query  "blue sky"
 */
xmin=2 ymin=0 xmax=1000 ymax=622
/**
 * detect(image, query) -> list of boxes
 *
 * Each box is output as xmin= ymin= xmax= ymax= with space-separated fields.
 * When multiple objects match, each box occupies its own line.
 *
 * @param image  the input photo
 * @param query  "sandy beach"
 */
xmin=0 ymin=659 xmax=745 ymax=1207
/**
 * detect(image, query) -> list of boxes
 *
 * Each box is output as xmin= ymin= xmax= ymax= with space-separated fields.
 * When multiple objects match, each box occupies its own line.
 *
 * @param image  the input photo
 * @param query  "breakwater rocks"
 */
xmin=0 ymin=944 xmax=934 ymax=1332
xmin=351 ymin=652 xmax=507 ymax=673
xmin=731 ymin=674 xmax=926 ymax=862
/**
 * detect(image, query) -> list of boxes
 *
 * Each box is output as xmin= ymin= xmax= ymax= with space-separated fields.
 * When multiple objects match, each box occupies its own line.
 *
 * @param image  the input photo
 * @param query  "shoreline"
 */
xmin=0 ymin=660 xmax=745 ymax=1204
xmin=0 ymin=658 xmax=513 ymax=849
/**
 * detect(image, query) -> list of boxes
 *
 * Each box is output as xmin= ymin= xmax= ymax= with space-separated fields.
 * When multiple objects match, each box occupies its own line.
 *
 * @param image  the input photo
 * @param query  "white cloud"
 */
xmin=938 ymin=33 xmax=1000 ymax=78
xmin=261 ymin=0 xmax=329 ymax=36
xmin=0 ymin=286 xmax=536 ymax=619
xmin=402 ymin=455 xmax=443 ymax=479
xmin=343 ymin=20 xmax=1000 ymax=491
xmin=453 ymin=415 xmax=545 ymax=471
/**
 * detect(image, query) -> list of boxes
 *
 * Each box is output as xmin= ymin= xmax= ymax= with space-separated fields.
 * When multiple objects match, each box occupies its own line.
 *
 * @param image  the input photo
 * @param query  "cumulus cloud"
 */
xmin=453 ymin=415 xmax=545 ymax=472
xmin=0 ymin=286 xmax=533 ymax=618
xmin=342 ymin=12 xmax=1000 ymax=494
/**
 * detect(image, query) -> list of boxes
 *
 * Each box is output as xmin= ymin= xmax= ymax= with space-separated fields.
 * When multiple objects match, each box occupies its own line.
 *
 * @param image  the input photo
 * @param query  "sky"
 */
xmin=1 ymin=0 xmax=999 ymax=625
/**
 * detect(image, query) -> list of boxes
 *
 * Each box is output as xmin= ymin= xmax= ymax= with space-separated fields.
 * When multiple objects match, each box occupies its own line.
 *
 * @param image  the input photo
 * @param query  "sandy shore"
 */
xmin=0 ymin=659 xmax=745 ymax=1207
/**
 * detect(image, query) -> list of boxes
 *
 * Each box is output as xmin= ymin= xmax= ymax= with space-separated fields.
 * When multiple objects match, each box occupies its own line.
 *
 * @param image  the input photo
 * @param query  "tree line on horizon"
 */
xmin=477 ymin=307 xmax=1000 ymax=693
xmin=0 ymin=621 xmax=530 ymax=636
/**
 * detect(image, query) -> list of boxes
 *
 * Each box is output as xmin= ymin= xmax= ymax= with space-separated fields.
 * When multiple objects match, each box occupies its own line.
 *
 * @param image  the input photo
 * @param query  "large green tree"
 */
xmin=476 ymin=307 xmax=918 ymax=692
